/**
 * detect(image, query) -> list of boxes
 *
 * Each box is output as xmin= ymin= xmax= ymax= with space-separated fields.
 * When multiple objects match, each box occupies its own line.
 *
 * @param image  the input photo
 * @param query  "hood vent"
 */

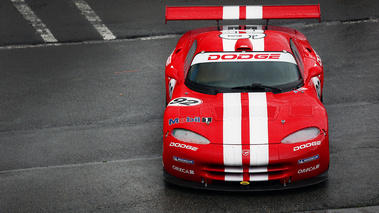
xmin=235 ymin=39 xmax=253 ymax=51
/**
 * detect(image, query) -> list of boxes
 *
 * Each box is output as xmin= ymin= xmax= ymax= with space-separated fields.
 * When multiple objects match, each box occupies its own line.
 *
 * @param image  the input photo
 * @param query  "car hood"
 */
xmin=164 ymin=91 xmax=328 ymax=145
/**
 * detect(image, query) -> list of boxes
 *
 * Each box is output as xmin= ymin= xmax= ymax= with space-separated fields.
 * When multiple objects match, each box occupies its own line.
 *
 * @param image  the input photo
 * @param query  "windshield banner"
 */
xmin=191 ymin=52 xmax=297 ymax=65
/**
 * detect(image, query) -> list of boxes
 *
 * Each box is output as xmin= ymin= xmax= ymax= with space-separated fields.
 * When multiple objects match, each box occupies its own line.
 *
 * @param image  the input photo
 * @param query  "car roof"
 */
xmin=186 ymin=25 xmax=298 ymax=55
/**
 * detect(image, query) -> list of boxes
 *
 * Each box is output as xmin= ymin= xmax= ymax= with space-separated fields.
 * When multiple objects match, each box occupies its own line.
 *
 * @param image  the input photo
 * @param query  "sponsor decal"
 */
xmin=166 ymin=49 xmax=174 ymax=66
xmin=168 ymin=97 xmax=202 ymax=106
xmin=293 ymin=141 xmax=321 ymax=151
xmin=220 ymin=33 xmax=251 ymax=40
xmin=202 ymin=117 xmax=212 ymax=124
xmin=219 ymin=31 xmax=266 ymax=40
xmin=315 ymin=51 xmax=323 ymax=66
xmin=242 ymin=149 xmax=250 ymax=157
xmin=298 ymin=164 xmax=320 ymax=174
xmin=168 ymin=117 xmax=212 ymax=125
xmin=168 ymin=78 xmax=176 ymax=100
xmin=312 ymin=77 xmax=321 ymax=100
xmin=173 ymin=156 xmax=194 ymax=165
xmin=169 ymin=142 xmax=198 ymax=151
xmin=172 ymin=165 xmax=194 ymax=175
xmin=169 ymin=117 xmax=200 ymax=125
xmin=293 ymin=87 xmax=308 ymax=93
xmin=240 ymin=181 xmax=250 ymax=185
xmin=220 ymin=26 xmax=265 ymax=40
xmin=191 ymin=52 xmax=297 ymax=65
xmin=207 ymin=53 xmax=281 ymax=61
xmin=298 ymin=154 xmax=319 ymax=164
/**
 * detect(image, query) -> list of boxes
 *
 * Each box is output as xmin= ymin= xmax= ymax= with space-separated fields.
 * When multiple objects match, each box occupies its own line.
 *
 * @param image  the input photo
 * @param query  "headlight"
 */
xmin=281 ymin=127 xmax=320 ymax=144
xmin=172 ymin=129 xmax=210 ymax=144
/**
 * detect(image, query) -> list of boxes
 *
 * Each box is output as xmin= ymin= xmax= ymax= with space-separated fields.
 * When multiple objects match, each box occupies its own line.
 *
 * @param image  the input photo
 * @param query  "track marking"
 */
xmin=0 ymin=34 xmax=179 ymax=50
xmin=72 ymin=0 xmax=116 ymax=40
xmin=0 ymin=156 xmax=161 ymax=173
xmin=11 ymin=0 xmax=58 ymax=43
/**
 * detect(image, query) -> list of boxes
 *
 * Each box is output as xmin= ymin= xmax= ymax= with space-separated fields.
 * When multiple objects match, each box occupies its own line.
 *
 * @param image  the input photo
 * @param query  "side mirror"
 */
xmin=166 ymin=66 xmax=179 ymax=80
xmin=306 ymin=66 xmax=322 ymax=83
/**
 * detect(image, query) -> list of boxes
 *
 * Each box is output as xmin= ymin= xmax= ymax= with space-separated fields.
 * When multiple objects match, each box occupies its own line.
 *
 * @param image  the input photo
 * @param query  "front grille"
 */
xmin=203 ymin=164 xmax=289 ymax=182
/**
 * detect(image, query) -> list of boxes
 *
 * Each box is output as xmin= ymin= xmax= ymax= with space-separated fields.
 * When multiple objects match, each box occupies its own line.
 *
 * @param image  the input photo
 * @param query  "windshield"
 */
xmin=186 ymin=52 xmax=302 ymax=94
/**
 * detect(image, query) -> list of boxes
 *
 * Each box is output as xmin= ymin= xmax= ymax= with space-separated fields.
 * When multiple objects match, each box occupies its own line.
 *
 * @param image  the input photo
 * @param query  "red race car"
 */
xmin=163 ymin=5 xmax=329 ymax=191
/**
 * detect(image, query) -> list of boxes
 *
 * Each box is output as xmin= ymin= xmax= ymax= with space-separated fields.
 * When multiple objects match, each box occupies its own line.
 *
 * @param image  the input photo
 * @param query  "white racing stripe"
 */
xmin=250 ymin=173 xmax=269 ymax=181
xmin=223 ymin=93 xmax=242 ymax=166
xmin=223 ymin=6 xmax=240 ymax=20
xmin=249 ymin=25 xmax=265 ymax=51
xmin=224 ymin=167 xmax=243 ymax=181
xmin=221 ymin=25 xmax=239 ymax=51
xmin=249 ymin=166 xmax=268 ymax=173
xmin=246 ymin=6 xmax=263 ymax=19
xmin=249 ymin=38 xmax=264 ymax=51
xmin=224 ymin=166 xmax=243 ymax=173
xmin=249 ymin=93 xmax=269 ymax=145
xmin=225 ymin=174 xmax=243 ymax=181
xmin=73 ymin=0 xmax=116 ymax=40
xmin=222 ymin=6 xmax=262 ymax=20
xmin=222 ymin=39 xmax=237 ymax=51
xmin=11 ymin=0 xmax=58 ymax=43
xmin=250 ymin=166 xmax=269 ymax=181
xmin=223 ymin=93 xmax=269 ymax=181
xmin=249 ymin=93 xmax=269 ymax=169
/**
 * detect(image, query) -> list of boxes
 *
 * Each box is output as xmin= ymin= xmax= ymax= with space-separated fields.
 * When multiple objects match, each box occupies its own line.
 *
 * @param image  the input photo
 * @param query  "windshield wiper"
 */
xmin=231 ymin=83 xmax=283 ymax=93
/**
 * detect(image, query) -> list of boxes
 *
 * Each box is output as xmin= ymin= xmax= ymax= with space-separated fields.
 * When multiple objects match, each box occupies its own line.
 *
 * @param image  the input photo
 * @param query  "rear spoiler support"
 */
xmin=165 ymin=5 xmax=321 ymax=24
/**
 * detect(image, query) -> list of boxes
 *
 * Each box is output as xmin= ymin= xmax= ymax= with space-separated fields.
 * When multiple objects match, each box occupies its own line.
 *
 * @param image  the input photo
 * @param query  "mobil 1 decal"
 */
xmin=168 ymin=97 xmax=203 ymax=106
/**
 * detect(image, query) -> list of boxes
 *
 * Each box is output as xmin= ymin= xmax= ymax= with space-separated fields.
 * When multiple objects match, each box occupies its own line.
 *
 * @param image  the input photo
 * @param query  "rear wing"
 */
xmin=165 ymin=5 xmax=321 ymax=24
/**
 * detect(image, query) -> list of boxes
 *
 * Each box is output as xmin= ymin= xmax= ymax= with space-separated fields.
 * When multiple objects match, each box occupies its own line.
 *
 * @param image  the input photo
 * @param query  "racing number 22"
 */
xmin=169 ymin=97 xmax=202 ymax=106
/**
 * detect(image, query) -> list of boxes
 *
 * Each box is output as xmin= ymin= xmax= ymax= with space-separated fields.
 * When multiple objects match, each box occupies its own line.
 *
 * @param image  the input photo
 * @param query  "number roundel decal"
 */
xmin=168 ymin=97 xmax=203 ymax=106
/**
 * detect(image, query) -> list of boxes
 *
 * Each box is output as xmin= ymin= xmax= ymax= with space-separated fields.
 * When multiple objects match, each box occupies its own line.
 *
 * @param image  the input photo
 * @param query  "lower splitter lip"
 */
xmin=164 ymin=170 xmax=328 ymax=192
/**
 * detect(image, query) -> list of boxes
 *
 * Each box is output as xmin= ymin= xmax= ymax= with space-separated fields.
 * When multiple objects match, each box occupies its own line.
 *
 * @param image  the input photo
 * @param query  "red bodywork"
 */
xmin=163 ymin=5 xmax=328 ymax=190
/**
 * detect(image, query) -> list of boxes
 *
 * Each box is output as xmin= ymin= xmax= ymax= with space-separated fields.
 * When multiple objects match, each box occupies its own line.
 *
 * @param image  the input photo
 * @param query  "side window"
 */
xmin=183 ymin=40 xmax=197 ymax=77
xmin=290 ymin=39 xmax=304 ymax=75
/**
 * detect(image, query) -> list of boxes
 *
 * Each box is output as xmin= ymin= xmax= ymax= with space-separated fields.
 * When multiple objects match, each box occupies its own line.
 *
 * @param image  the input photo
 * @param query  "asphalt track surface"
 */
xmin=0 ymin=0 xmax=378 ymax=212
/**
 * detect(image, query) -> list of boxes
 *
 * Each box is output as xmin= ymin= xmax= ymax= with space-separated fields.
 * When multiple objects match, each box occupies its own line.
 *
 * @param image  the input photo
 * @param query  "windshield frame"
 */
xmin=185 ymin=51 xmax=304 ymax=95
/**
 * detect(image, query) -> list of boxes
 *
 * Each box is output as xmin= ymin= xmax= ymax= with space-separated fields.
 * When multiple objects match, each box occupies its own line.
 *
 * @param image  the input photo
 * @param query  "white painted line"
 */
xmin=0 ymin=34 xmax=180 ymax=50
xmin=0 ymin=156 xmax=162 ymax=173
xmin=72 ymin=0 xmax=116 ymax=40
xmin=11 ymin=0 xmax=58 ymax=43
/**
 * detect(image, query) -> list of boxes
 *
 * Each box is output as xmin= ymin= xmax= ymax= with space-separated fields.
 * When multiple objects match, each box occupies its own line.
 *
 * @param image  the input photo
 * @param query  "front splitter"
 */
xmin=164 ymin=170 xmax=328 ymax=191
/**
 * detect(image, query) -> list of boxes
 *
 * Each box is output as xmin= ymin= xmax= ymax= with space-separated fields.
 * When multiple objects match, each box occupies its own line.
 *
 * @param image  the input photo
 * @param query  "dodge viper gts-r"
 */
xmin=163 ymin=5 xmax=329 ymax=191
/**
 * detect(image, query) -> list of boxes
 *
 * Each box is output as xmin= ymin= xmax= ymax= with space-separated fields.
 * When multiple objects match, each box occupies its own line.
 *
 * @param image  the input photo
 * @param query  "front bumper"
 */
xmin=164 ymin=169 xmax=328 ymax=191
xmin=163 ymin=130 xmax=329 ymax=191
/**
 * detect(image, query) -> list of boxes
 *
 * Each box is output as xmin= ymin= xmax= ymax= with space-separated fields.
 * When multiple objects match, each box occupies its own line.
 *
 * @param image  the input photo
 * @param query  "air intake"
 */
xmin=235 ymin=39 xmax=253 ymax=51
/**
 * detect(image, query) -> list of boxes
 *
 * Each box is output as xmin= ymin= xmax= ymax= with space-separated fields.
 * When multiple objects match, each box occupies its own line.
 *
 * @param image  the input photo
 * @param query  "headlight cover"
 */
xmin=281 ymin=127 xmax=320 ymax=144
xmin=172 ymin=129 xmax=210 ymax=144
